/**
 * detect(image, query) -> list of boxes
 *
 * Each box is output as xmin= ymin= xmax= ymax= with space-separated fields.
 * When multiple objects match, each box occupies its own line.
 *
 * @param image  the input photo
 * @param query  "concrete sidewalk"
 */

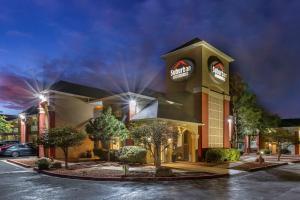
xmin=241 ymin=153 xmax=300 ymax=163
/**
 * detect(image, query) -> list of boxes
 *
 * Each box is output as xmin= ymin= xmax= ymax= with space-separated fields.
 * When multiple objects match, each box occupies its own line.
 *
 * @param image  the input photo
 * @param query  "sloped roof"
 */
xmin=1 ymin=114 xmax=18 ymax=121
xmin=167 ymin=38 xmax=202 ymax=54
xmin=23 ymin=106 xmax=38 ymax=115
xmin=50 ymin=80 xmax=111 ymax=99
xmin=280 ymin=118 xmax=300 ymax=127
xmin=131 ymin=99 xmax=199 ymax=124
xmin=136 ymin=88 xmax=165 ymax=99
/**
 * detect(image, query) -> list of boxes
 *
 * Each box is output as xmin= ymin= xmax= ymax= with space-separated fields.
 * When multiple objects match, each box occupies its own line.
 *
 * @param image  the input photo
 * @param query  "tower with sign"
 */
xmin=161 ymin=38 xmax=234 ymax=160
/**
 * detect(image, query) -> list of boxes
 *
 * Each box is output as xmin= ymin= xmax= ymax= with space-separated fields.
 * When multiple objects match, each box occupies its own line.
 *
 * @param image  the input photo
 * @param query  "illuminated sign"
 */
xmin=208 ymin=56 xmax=227 ymax=82
xmin=170 ymin=59 xmax=194 ymax=81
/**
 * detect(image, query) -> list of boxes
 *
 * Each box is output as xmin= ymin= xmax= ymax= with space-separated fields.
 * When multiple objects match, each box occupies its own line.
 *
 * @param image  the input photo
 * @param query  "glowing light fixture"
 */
xmin=19 ymin=113 xmax=26 ymax=120
xmin=38 ymin=94 xmax=47 ymax=103
xmin=129 ymin=99 xmax=137 ymax=107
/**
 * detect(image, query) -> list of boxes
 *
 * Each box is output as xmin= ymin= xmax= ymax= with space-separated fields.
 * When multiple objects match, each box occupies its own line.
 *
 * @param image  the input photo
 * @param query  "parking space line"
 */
xmin=1 ymin=160 xmax=31 ymax=170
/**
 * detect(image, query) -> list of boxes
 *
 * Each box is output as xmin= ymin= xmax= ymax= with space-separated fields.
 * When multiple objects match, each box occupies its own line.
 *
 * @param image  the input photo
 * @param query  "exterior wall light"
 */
xmin=19 ymin=113 xmax=26 ymax=121
xmin=129 ymin=99 xmax=137 ymax=107
xmin=38 ymin=94 xmax=47 ymax=103
xmin=227 ymin=118 xmax=233 ymax=123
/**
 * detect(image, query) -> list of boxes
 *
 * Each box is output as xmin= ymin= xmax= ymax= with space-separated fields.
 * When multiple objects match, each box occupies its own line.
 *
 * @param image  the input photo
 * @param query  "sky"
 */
xmin=0 ymin=0 xmax=300 ymax=118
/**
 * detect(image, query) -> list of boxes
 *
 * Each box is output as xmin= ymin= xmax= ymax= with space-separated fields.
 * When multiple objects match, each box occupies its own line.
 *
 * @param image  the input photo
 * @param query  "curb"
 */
xmin=33 ymin=168 xmax=229 ymax=181
xmin=290 ymin=160 xmax=300 ymax=164
xmin=6 ymin=159 xmax=32 ymax=168
xmin=247 ymin=162 xmax=288 ymax=172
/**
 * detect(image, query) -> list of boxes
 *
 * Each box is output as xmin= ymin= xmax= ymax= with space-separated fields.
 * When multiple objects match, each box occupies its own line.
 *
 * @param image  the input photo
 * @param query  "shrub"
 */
xmin=79 ymin=152 xmax=88 ymax=158
xmin=155 ymin=167 xmax=173 ymax=177
xmin=36 ymin=158 xmax=51 ymax=170
xmin=205 ymin=148 xmax=240 ymax=163
xmin=119 ymin=146 xmax=147 ymax=164
xmin=280 ymin=148 xmax=291 ymax=154
xmin=93 ymin=149 xmax=119 ymax=161
xmin=79 ymin=150 xmax=93 ymax=159
xmin=261 ymin=149 xmax=271 ymax=155
xmin=50 ymin=161 xmax=62 ymax=169
xmin=225 ymin=149 xmax=240 ymax=161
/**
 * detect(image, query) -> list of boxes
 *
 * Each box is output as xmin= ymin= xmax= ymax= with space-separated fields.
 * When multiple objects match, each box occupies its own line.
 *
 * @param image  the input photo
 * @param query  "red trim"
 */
xmin=49 ymin=111 xmax=56 ymax=158
xmin=223 ymin=100 xmax=230 ymax=148
xmin=295 ymin=132 xmax=299 ymax=155
xmin=198 ymin=93 xmax=208 ymax=160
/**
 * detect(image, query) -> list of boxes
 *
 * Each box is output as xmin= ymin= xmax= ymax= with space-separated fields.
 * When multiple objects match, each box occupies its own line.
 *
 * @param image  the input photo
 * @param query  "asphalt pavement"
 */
xmin=0 ymin=158 xmax=299 ymax=200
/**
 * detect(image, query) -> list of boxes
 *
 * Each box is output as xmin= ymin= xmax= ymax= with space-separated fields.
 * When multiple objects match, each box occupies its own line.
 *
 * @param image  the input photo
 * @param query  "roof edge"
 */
xmin=161 ymin=40 xmax=234 ymax=62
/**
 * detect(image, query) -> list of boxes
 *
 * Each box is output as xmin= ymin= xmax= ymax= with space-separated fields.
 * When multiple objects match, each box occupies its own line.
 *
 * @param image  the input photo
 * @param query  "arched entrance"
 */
xmin=182 ymin=130 xmax=192 ymax=161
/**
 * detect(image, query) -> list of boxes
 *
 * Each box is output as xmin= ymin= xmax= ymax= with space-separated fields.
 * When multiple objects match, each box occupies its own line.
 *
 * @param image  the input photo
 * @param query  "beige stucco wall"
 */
xmin=51 ymin=93 xmax=95 ymax=161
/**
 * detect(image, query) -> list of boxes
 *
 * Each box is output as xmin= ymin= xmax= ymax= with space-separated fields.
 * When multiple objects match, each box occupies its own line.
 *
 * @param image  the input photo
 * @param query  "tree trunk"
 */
xmin=107 ymin=140 xmax=111 ymax=162
xmin=277 ymin=143 xmax=281 ymax=161
xmin=107 ymin=148 xmax=111 ymax=162
xmin=63 ymin=148 xmax=69 ymax=169
xmin=247 ymin=136 xmax=251 ymax=153
xmin=94 ymin=140 xmax=100 ymax=150
xmin=154 ymin=144 xmax=161 ymax=168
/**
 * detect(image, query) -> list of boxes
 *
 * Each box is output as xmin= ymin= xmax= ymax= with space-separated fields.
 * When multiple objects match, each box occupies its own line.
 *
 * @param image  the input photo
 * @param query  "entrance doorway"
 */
xmin=183 ymin=131 xmax=191 ymax=161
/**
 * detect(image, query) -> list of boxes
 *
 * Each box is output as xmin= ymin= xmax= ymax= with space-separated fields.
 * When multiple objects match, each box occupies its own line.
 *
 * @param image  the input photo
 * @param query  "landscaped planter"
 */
xmin=33 ymin=167 xmax=228 ymax=181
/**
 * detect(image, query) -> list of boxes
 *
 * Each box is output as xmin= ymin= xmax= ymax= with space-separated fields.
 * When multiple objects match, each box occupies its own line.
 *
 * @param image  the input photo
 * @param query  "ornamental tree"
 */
xmin=85 ymin=107 xmax=128 ymax=161
xmin=0 ymin=114 xmax=13 ymax=133
xmin=38 ymin=127 xmax=86 ymax=168
xmin=230 ymin=73 xmax=263 ymax=151
xmin=130 ymin=120 xmax=178 ymax=168
xmin=263 ymin=128 xmax=296 ymax=161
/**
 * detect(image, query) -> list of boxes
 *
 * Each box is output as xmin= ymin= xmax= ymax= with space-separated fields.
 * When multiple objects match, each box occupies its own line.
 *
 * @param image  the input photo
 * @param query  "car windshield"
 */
xmin=8 ymin=145 xmax=18 ymax=149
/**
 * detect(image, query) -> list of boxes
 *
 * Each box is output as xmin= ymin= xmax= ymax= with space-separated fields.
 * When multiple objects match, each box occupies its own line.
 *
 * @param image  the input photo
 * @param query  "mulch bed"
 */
xmin=46 ymin=167 xmax=212 ymax=178
xmin=231 ymin=162 xmax=285 ymax=171
xmin=11 ymin=159 xmax=225 ymax=180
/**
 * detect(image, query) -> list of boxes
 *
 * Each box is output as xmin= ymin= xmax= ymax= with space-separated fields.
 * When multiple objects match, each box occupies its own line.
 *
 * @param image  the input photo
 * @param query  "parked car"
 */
xmin=1 ymin=143 xmax=37 ymax=157
xmin=0 ymin=140 xmax=19 ymax=147
xmin=0 ymin=144 xmax=15 ymax=155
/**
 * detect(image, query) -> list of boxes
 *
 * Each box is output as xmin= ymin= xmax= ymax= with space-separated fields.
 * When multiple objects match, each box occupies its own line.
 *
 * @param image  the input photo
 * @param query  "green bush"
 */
xmin=280 ymin=148 xmax=290 ymax=154
xmin=36 ymin=158 xmax=51 ymax=170
xmin=225 ymin=149 xmax=240 ymax=161
xmin=93 ymin=149 xmax=119 ymax=161
xmin=205 ymin=148 xmax=240 ymax=163
xmin=50 ymin=161 xmax=62 ymax=169
xmin=205 ymin=149 xmax=225 ymax=162
xmin=119 ymin=146 xmax=147 ymax=164
xmin=261 ymin=149 xmax=271 ymax=155
xmin=155 ymin=167 xmax=174 ymax=177
xmin=79 ymin=150 xmax=93 ymax=159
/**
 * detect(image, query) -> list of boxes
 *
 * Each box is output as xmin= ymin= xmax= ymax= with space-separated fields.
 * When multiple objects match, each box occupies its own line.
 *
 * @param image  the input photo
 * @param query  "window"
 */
xmin=208 ymin=93 xmax=224 ymax=148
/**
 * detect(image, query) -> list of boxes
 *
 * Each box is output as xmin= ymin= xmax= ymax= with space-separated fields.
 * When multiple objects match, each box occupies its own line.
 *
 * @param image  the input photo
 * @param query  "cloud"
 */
xmin=0 ymin=72 xmax=38 ymax=112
